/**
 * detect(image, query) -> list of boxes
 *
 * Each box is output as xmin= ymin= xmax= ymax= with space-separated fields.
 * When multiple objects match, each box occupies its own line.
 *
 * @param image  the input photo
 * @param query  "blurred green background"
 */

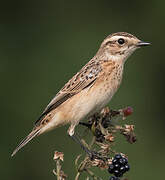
xmin=1 ymin=0 xmax=165 ymax=179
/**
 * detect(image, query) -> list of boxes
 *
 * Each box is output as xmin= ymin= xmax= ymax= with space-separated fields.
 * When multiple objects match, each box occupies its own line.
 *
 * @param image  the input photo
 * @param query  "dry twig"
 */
xmin=53 ymin=106 xmax=136 ymax=180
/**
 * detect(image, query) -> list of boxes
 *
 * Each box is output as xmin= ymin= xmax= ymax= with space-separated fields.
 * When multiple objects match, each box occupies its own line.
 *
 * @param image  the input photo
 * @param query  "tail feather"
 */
xmin=11 ymin=128 xmax=41 ymax=157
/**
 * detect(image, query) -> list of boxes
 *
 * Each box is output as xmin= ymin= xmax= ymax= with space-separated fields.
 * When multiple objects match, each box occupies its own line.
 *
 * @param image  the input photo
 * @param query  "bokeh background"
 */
xmin=1 ymin=0 xmax=165 ymax=179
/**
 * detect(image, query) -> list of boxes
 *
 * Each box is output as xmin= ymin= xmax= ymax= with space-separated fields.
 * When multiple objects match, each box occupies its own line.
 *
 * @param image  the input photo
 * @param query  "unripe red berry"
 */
xmin=123 ymin=107 xmax=133 ymax=117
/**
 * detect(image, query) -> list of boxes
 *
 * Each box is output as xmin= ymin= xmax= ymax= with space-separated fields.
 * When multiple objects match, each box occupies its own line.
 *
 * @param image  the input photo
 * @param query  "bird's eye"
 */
xmin=118 ymin=38 xmax=125 ymax=45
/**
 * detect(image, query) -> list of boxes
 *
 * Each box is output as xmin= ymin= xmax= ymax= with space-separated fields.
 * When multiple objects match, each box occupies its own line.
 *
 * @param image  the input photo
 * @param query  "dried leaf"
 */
xmin=75 ymin=154 xmax=82 ymax=167
xmin=60 ymin=170 xmax=67 ymax=179
xmin=53 ymin=151 xmax=64 ymax=161
xmin=105 ymin=133 xmax=114 ymax=142
xmin=125 ymin=125 xmax=134 ymax=132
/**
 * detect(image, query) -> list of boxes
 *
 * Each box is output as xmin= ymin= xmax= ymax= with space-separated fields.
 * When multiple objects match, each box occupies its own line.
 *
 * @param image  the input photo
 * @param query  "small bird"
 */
xmin=11 ymin=32 xmax=150 ymax=157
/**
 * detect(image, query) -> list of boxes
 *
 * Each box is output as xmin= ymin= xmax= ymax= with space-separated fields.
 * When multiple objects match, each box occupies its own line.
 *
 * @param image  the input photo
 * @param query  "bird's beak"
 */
xmin=137 ymin=41 xmax=151 ymax=47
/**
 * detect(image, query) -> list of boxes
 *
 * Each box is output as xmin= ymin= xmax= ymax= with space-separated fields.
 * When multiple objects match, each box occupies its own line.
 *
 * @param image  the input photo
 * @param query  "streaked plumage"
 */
xmin=11 ymin=32 xmax=150 ymax=157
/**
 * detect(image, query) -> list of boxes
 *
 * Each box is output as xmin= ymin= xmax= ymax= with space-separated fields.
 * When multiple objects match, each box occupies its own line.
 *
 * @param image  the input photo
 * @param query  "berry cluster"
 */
xmin=108 ymin=154 xmax=130 ymax=179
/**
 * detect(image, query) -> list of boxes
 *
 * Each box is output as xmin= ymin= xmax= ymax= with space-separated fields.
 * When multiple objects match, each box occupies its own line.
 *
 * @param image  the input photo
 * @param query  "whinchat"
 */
xmin=12 ymin=32 xmax=150 ymax=157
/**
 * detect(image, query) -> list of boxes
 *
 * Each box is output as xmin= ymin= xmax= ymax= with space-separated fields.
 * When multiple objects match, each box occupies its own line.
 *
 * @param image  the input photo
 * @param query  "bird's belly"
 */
xmin=86 ymin=81 xmax=119 ymax=116
xmin=59 ymin=79 xmax=120 ymax=125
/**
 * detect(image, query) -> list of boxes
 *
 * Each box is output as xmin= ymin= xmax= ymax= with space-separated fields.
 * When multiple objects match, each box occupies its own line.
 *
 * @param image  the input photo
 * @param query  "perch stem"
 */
xmin=75 ymin=136 xmax=96 ymax=179
xmin=56 ymin=159 xmax=61 ymax=180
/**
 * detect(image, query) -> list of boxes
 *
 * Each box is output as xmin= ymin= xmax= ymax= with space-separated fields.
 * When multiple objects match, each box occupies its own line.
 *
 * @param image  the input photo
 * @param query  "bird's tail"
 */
xmin=11 ymin=128 xmax=41 ymax=157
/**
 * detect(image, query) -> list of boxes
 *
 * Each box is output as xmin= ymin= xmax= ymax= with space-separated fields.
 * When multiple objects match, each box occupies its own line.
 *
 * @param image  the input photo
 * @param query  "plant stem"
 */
xmin=86 ymin=169 xmax=98 ymax=180
xmin=75 ymin=136 xmax=96 ymax=179
xmin=75 ymin=172 xmax=81 ymax=180
xmin=56 ymin=159 xmax=61 ymax=180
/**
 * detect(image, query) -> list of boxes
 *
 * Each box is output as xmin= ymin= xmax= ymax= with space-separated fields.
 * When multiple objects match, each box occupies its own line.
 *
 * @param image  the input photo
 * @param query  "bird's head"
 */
xmin=99 ymin=32 xmax=150 ymax=62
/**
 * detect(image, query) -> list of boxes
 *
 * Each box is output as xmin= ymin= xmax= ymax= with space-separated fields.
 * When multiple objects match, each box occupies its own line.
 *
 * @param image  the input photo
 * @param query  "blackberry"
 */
xmin=114 ymin=163 xmax=120 ymax=169
xmin=114 ymin=154 xmax=122 ymax=160
xmin=108 ymin=164 xmax=115 ymax=174
xmin=119 ymin=157 xmax=128 ymax=165
xmin=108 ymin=154 xmax=130 ymax=177
xmin=125 ymin=164 xmax=130 ymax=171
xmin=112 ymin=158 xmax=118 ymax=164
xmin=119 ymin=166 xmax=126 ymax=173
xmin=109 ymin=176 xmax=120 ymax=180
xmin=114 ymin=169 xmax=123 ymax=177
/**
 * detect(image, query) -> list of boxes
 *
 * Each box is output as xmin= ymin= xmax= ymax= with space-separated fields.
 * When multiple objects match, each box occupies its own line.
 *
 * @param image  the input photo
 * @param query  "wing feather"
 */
xmin=35 ymin=59 xmax=101 ymax=125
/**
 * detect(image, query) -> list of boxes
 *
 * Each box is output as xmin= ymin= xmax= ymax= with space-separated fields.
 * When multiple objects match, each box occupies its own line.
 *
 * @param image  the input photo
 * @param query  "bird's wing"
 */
xmin=35 ymin=59 xmax=102 ymax=125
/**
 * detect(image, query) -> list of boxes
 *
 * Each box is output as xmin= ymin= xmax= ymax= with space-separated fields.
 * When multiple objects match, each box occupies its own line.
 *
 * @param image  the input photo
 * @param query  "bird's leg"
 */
xmin=79 ymin=122 xmax=92 ymax=128
xmin=69 ymin=134 xmax=91 ymax=156
xmin=68 ymin=123 xmax=106 ymax=161
xmin=69 ymin=133 xmax=105 ymax=161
